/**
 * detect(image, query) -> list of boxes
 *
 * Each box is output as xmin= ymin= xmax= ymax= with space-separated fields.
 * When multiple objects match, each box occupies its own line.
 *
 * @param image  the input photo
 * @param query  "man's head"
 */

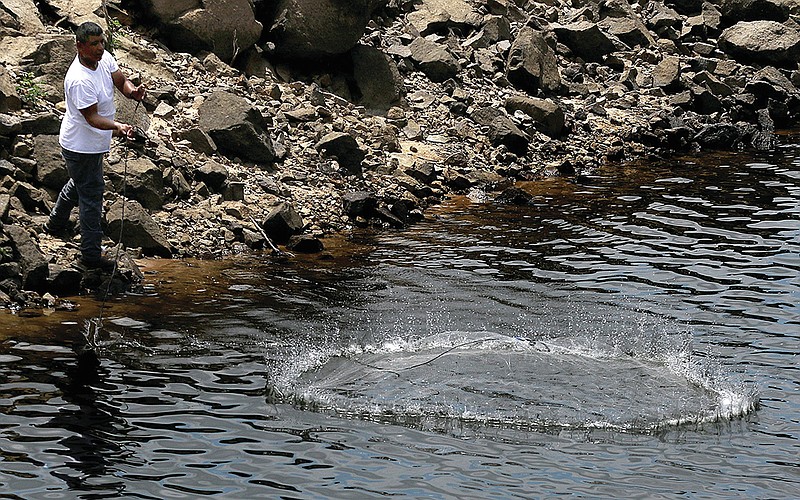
xmin=75 ymin=22 xmax=103 ymax=44
xmin=75 ymin=22 xmax=105 ymax=68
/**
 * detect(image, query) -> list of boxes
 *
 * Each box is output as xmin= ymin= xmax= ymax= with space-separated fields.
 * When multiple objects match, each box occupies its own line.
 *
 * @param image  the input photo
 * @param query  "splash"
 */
xmin=268 ymin=330 xmax=759 ymax=436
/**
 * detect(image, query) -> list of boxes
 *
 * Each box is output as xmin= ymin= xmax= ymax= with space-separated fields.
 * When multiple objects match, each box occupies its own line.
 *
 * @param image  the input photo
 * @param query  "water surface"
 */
xmin=1 ymin=134 xmax=798 ymax=498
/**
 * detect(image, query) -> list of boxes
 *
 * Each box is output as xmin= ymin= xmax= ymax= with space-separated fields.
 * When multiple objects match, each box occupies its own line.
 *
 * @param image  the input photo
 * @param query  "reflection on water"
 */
xmin=1 ymin=133 xmax=799 ymax=498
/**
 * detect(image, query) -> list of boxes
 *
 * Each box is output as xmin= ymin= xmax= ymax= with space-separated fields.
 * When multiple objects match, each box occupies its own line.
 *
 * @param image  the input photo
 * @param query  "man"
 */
xmin=45 ymin=21 xmax=145 ymax=271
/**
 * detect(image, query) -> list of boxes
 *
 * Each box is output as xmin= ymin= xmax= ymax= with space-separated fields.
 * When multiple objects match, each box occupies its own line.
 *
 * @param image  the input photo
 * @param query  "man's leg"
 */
xmin=61 ymin=148 xmax=105 ymax=263
xmin=46 ymin=178 xmax=78 ymax=233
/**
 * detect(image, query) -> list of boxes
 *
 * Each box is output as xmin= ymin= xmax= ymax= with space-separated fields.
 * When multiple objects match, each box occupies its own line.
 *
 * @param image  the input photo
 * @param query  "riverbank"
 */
xmin=1 ymin=0 xmax=799 ymax=311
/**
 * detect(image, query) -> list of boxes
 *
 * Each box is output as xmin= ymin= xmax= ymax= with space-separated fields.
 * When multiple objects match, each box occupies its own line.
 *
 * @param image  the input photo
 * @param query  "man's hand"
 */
xmin=114 ymin=122 xmax=135 ymax=139
xmin=129 ymin=83 xmax=146 ymax=101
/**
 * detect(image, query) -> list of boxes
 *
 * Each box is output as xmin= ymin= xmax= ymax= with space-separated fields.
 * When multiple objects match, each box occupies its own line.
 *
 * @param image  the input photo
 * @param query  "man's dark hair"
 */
xmin=75 ymin=21 xmax=103 ymax=43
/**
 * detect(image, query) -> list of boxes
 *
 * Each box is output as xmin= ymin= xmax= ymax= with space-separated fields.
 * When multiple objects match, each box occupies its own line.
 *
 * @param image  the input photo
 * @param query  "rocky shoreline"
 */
xmin=1 ymin=0 xmax=799 ymax=312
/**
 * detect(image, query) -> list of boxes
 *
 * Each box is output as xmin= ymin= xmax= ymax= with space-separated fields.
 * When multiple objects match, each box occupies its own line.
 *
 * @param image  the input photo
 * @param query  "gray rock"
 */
xmin=268 ymin=0 xmax=373 ymax=59
xmin=198 ymin=91 xmax=276 ymax=164
xmin=106 ymin=199 xmax=172 ymax=257
xmin=261 ymin=202 xmax=304 ymax=244
xmin=719 ymin=0 xmax=791 ymax=23
xmin=505 ymin=95 xmax=565 ymax=138
xmin=506 ymin=27 xmax=561 ymax=95
xmin=48 ymin=264 xmax=82 ymax=296
xmin=195 ymin=160 xmax=229 ymax=191
xmin=286 ymin=235 xmax=324 ymax=253
xmin=471 ymin=106 xmax=529 ymax=155
xmin=407 ymin=0 xmax=483 ymax=35
xmin=0 ymin=65 xmax=21 ymax=112
xmin=599 ymin=16 xmax=654 ymax=49
xmin=153 ymin=0 xmax=262 ymax=62
xmin=653 ymin=56 xmax=682 ymax=90
xmin=0 ymin=0 xmax=46 ymax=35
xmin=553 ymin=21 xmax=617 ymax=63
xmin=351 ymin=44 xmax=403 ymax=110
xmin=409 ymin=37 xmax=460 ymax=83
xmin=33 ymin=135 xmax=69 ymax=190
xmin=10 ymin=181 xmax=47 ymax=212
xmin=316 ymin=132 xmax=366 ymax=176
xmin=107 ymin=157 xmax=164 ymax=211
xmin=342 ymin=191 xmax=377 ymax=217
xmin=179 ymin=128 xmax=217 ymax=156
xmin=4 ymin=225 xmax=48 ymax=291
xmin=719 ymin=20 xmax=800 ymax=65
xmin=38 ymin=0 xmax=105 ymax=30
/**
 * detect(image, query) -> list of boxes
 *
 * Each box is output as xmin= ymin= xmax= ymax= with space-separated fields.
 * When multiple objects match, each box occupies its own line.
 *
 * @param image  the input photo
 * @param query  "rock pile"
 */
xmin=0 ymin=0 xmax=798 ymax=311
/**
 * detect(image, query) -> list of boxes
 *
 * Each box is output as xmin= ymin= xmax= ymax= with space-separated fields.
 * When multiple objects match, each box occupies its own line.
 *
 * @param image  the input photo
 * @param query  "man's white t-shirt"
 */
xmin=59 ymin=51 xmax=119 ymax=154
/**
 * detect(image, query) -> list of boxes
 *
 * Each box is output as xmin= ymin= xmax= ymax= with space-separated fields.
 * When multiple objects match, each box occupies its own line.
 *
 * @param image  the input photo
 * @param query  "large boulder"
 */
xmin=268 ymin=0 xmax=373 ymax=60
xmin=261 ymin=202 xmax=304 ymax=244
xmin=470 ymin=106 xmax=529 ymax=155
xmin=198 ymin=90 xmax=276 ymax=164
xmin=351 ymin=44 xmax=403 ymax=110
xmin=38 ymin=0 xmax=106 ymax=30
xmin=553 ymin=21 xmax=618 ymax=63
xmin=0 ymin=0 xmax=46 ymax=35
xmin=145 ymin=0 xmax=262 ymax=62
xmin=719 ymin=20 xmax=800 ymax=65
xmin=316 ymin=132 xmax=366 ymax=176
xmin=106 ymin=199 xmax=172 ymax=257
xmin=505 ymin=96 xmax=565 ymax=138
xmin=4 ymin=225 xmax=48 ymax=292
xmin=506 ymin=26 xmax=561 ymax=95
xmin=0 ymin=65 xmax=21 ymax=112
xmin=106 ymin=157 xmax=164 ymax=210
xmin=0 ymin=34 xmax=74 ymax=103
xmin=719 ymin=0 xmax=791 ymax=24
xmin=407 ymin=0 xmax=482 ymax=35
xmin=33 ymin=134 xmax=69 ymax=190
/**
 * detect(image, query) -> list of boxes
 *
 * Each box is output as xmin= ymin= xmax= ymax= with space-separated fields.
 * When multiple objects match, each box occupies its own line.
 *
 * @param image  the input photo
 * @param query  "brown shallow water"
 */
xmin=0 ymin=133 xmax=798 ymax=498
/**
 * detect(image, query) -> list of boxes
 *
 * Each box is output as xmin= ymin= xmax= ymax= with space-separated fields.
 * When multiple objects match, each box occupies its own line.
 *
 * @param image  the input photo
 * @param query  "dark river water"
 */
xmin=1 ymin=133 xmax=799 ymax=498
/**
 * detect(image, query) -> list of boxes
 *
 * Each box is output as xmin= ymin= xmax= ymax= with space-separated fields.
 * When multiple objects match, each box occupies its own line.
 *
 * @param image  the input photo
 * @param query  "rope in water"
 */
xmin=91 ymin=100 xmax=140 ymax=339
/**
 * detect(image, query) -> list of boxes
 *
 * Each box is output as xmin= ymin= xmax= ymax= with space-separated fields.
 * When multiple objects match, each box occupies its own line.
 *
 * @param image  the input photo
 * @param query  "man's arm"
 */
xmin=111 ymin=70 xmax=145 ymax=101
xmin=79 ymin=103 xmax=132 ymax=138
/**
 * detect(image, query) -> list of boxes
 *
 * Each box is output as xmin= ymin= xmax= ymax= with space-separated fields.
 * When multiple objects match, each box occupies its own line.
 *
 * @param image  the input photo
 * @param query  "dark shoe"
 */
xmin=44 ymin=220 xmax=75 ymax=238
xmin=78 ymin=256 xmax=117 ymax=272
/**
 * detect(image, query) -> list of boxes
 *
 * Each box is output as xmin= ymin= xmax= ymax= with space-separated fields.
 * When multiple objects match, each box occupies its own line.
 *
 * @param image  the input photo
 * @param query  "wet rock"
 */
xmin=506 ymin=27 xmax=561 ymax=95
xmin=48 ymin=263 xmax=82 ymax=296
xmin=198 ymin=90 xmax=276 ymax=164
xmin=286 ymin=234 xmax=324 ymax=253
xmin=106 ymin=199 xmax=172 ymax=257
xmin=693 ymin=122 xmax=744 ymax=149
xmin=719 ymin=20 xmax=800 ymax=66
xmin=495 ymin=186 xmax=533 ymax=205
xmin=342 ymin=191 xmax=378 ymax=218
xmin=261 ymin=202 xmax=304 ymax=244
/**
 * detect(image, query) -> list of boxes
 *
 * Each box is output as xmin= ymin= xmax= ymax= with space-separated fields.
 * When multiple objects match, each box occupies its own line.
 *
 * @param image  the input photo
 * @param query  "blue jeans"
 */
xmin=49 ymin=148 xmax=105 ymax=261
